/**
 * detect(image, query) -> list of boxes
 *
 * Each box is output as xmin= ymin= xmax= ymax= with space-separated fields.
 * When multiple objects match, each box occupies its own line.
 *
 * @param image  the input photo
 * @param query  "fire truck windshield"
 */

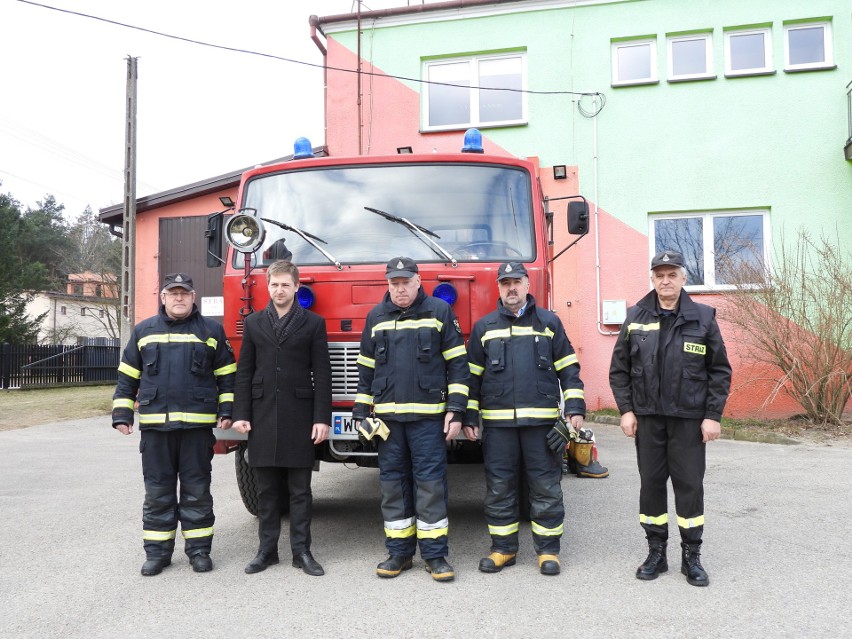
xmin=237 ymin=162 xmax=535 ymax=267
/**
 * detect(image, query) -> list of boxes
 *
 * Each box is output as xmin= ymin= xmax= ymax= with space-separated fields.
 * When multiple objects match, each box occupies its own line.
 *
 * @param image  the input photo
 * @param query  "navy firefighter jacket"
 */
xmin=112 ymin=305 xmax=236 ymax=430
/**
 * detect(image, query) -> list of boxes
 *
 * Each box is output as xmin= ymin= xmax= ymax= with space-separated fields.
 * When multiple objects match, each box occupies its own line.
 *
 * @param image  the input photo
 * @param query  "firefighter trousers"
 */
xmin=255 ymin=466 xmax=313 ymax=555
xmin=482 ymin=425 xmax=565 ymax=555
xmin=140 ymin=428 xmax=215 ymax=560
xmin=635 ymin=415 xmax=705 ymax=544
xmin=377 ymin=418 xmax=449 ymax=560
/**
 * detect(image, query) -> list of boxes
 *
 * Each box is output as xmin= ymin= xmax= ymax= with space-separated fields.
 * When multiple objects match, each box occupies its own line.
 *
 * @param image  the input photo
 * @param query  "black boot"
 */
xmin=681 ymin=542 xmax=709 ymax=587
xmin=636 ymin=538 xmax=668 ymax=580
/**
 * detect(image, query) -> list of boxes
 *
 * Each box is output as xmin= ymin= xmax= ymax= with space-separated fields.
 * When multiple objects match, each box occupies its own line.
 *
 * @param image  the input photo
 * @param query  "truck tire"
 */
xmin=234 ymin=442 xmax=291 ymax=517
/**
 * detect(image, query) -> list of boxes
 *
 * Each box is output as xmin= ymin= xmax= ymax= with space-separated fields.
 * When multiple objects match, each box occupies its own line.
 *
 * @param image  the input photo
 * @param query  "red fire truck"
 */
xmin=206 ymin=130 xmax=588 ymax=514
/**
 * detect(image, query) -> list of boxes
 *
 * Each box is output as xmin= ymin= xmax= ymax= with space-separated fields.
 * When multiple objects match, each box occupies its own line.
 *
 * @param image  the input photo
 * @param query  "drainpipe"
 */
xmin=309 ymin=16 xmax=328 ymax=150
xmin=593 ymin=94 xmax=617 ymax=336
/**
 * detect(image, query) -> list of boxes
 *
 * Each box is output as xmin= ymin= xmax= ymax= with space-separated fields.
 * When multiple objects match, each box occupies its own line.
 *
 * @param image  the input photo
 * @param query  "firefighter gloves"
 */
xmin=357 ymin=417 xmax=390 ymax=442
xmin=546 ymin=417 xmax=573 ymax=452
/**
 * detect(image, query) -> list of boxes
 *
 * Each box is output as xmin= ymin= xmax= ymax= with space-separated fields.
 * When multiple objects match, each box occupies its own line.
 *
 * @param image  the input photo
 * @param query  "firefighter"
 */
xmin=112 ymin=273 xmax=236 ymax=576
xmin=353 ymin=257 xmax=469 ymax=582
xmin=609 ymin=251 xmax=731 ymax=587
xmin=463 ymin=262 xmax=585 ymax=576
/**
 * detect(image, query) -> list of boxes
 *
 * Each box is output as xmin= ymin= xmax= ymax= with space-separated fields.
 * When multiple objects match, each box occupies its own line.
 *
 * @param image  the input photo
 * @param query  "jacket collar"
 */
xmin=159 ymin=304 xmax=200 ymax=325
xmin=637 ymin=289 xmax=700 ymax=321
xmin=497 ymin=293 xmax=536 ymax=319
xmin=381 ymin=287 xmax=427 ymax=314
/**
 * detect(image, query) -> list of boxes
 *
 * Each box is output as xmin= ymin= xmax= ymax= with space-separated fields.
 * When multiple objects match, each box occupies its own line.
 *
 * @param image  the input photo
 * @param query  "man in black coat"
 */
xmin=232 ymin=260 xmax=332 ymax=576
xmin=609 ymin=250 xmax=731 ymax=587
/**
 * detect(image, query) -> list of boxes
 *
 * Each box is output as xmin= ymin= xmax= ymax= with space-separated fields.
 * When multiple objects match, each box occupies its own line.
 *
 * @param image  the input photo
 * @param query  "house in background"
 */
xmin=26 ymin=272 xmax=120 ymax=345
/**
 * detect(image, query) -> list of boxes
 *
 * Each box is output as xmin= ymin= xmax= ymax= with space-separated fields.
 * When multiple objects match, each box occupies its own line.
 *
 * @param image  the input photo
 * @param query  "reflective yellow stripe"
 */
xmin=442 ymin=344 xmax=466 ymax=361
xmin=355 ymin=393 xmax=373 ymax=405
xmin=481 ymin=327 xmax=511 ymax=344
xmin=481 ymin=325 xmax=554 ymax=346
xmin=385 ymin=525 xmax=416 ymax=538
xmin=112 ymin=398 xmax=135 ymax=410
xmin=640 ymin=513 xmax=669 ymax=526
xmin=118 ymin=362 xmax=141 ymax=379
xmin=488 ymin=522 xmax=520 ymax=537
xmin=469 ymin=362 xmax=484 ymax=376
xmin=627 ymin=322 xmax=660 ymax=335
xmin=481 ymin=409 xmax=516 ymax=420
xmin=214 ymin=363 xmax=236 ymax=377
xmin=371 ymin=317 xmax=443 ymax=338
xmin=139 ymin=413 xmax=167 ymax=424
xmin=531 ymin=521 xmax=564 ymax=536
xmin=448 ymin=383 xmax=469 ymax=397
xmin=357 ymin=355 xmax=375 ymax=369
xmin=218 ymin=393 xmax=234 ymax=404
xmin=182 ymin=526 xmax=214 ymax=539
xmin=143 ymin=529 xmax=176 ymax=541
xmin=508 ymin=325 xmax=554 ymax=338
xmin=169 ymin=412 xmax=218 ymax=424
xmin=137 ymin=333 xmax=213 ymax=349
xmin=677 ymin=515 xmax=705 ymax=529
xmin=554 ymin=354 xmax=579 ymax=371
xmin=374 ymin=402 xmax=447 ymax=415
xmin=516 ymin=407 xmax=560 ymax=419
xmin=417 ymin=526 xmax=449 ymax=539
xmin=467 ymin=399 xmax=480 ymax=411
xmin=562 ymin=389 xmax=585 ymax=400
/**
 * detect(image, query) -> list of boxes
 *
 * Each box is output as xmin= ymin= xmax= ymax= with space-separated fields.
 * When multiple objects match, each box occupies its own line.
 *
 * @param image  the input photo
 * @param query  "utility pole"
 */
xmin=120 ymin=56 xmax=138 ymax=350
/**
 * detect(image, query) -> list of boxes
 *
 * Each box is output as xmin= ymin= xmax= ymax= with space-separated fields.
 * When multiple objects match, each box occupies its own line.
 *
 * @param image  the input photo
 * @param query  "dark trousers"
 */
xmin=140 ymin=428 xmax=215 ymax=559
xmin=255 ymin=466 xmax=313 ymax=555
xmin=377 ymin=418 xmax=449 ymax=560
xmin=635 ymin=414 xmax=705 ymax=544
xmin=482 ymin=425 xmax=565 ymax=555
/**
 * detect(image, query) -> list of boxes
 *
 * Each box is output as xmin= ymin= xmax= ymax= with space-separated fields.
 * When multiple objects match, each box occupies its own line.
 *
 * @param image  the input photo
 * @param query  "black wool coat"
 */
xmin=233 ymin=308 xmax=332 ymax=468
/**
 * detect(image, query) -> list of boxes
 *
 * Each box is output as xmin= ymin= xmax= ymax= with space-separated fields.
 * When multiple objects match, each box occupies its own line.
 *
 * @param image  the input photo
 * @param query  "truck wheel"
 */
xmin=234 ymin=442 xmax=291 ymax=516
xmin=235 ymin=442 xmax=259 ymax=516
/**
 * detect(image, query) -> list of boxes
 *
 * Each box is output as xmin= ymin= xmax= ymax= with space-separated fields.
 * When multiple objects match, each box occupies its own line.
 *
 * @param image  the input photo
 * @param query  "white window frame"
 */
xmin=611 ymin=38 xmax=658 ymax=86
xmin=724 ymin=27 xmax=773 ymax=76
xmin=649 ymin=210 xmax=770 ymax=291
xmin=422 ymin=53 xmax=527 ymax=132
xmin=667 ymin=33 xmax=714 ymax=81
xmin=784 ymin=21 xmax=833 ymax=71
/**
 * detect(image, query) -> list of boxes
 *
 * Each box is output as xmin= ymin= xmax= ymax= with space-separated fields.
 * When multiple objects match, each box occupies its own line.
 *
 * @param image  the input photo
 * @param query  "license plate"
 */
xmin=332 ymin=412 xmax=359 ymax=439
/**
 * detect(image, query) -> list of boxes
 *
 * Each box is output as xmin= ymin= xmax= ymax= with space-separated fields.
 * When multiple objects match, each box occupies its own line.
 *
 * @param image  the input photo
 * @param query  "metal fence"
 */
xmin=0 ymin=343 xmax=120 ymax=389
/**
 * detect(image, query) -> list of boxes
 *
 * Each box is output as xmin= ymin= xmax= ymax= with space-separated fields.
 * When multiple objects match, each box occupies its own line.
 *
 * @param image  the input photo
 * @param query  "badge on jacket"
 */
xmin=453 ymin=319 xmax=462 ymax=334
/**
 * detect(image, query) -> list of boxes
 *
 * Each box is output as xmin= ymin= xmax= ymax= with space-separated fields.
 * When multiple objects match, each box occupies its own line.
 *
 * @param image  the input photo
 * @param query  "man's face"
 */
xmin=498 ymin=276 xmax=530 ymax=312
xmin=652 ymin=266 xmax=687 ymax=306
xmin=388 ymin=274 xmax=420 ymax=308
xmin=268 ymin=272 xmax=298 ymax=310
xmin=161 ymin=287 xmax=195 ymax=319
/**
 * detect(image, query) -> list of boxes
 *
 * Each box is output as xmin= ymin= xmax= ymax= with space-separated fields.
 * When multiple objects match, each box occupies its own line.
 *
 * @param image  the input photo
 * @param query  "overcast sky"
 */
xmin=0 ymin=0 xmax=407 ymax=218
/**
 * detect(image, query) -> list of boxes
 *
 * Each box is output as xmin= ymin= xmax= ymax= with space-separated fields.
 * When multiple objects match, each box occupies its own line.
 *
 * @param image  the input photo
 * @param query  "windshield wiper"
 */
xmin=261 ymin=218 xmax=342 ymax=270
xmin=364 ymin=207 xmax=457 ymax=267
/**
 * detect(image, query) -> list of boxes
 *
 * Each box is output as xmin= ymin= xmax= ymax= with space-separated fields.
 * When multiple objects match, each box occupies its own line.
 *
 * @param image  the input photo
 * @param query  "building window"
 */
xmin=95 ymin=284 xmax=103 ymax=297
xmin=81 ymin=307 xmax=87 ymax=316
xmin=784 ymin=21 xmax=833 ymax=71
xmin=99 ymin=309 xmax=105 ymax=318
xmin=611 ymin=38 xmax=657 ymax=86
xmin=60 ymin=306 xmax=67 ymax=315
xmin=725 ymin=27 xmax=773 ymax=76
xmin=73 ymin=284 xmax=84 ymax=295
xmin=423 ymin=53 xmax=526 ymax=131
xmin=650 ymin=211 xmax=769 ymax=289
xmin=667 ymin=33 xmax=714 ymax=81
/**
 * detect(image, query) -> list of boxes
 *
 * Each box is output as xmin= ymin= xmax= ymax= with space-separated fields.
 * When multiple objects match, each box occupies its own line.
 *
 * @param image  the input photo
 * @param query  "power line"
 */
xmin=17 ymin=0 xmax=605 ymax=107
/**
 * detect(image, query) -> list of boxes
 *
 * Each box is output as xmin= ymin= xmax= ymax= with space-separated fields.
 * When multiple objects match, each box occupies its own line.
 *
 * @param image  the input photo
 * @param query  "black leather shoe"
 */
xmin=425 ymin=557 xmax=455 ymax=582
xmin=245 ymin=551 xmax=280 ymax=574
xmin=376 ymin=555 xmax=414 ymax=578
xmin=141 ymin=557 xmax=171 ymax=576
xmin=292 ymin=551 xmax=325 ymax=576
xmin=681 ymin=543 xmax=709 ymax=587
xmin=189 ymin=552 xmax=213 ymax=573
xmin=636 ymin=539 xmax=668 ymax=580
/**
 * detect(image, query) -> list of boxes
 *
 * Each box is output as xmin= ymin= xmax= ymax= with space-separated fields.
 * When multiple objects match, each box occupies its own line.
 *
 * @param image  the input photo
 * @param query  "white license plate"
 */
xmin=331 ymin=412 xmax=359 ymax=439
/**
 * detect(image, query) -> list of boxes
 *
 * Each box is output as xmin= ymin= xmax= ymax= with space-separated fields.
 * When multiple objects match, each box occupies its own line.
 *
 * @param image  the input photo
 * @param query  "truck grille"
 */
xmin=330 ymin=341 xmax=360 ymax=401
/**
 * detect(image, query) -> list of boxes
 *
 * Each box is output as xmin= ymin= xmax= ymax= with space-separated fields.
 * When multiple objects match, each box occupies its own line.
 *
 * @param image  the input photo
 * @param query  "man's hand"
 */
xmin=569 ymin=414 xmax=584 ymax=430
xmin=463 ymin=425 xmax=479 ymax=441
xmin=218 ymin=417 xmax=233 ymax=430
xmin=444 ymin=412 xmax=462 ymax=441
xmin=701 ymin=418 xmax=721 ymax=443
xmin=312 ymin=422 xmax=330 ymax=444
xmin=115 ymin=423 xmax=133 ymax=435
xmin=232 ymin=420 xmax=252 ymax=434
xmin=620 ymin=411 xmax=638 ymax=438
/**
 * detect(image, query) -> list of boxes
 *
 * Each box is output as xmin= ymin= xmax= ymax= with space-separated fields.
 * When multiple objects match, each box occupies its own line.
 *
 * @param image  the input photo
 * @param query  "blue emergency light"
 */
xmin=293 ymin=137 xmax=315 ymax=159
xmin=461 ymin=128 xmax=484 ymax=153
xmin=296 ymin=286 xmax=315 ymax=309
xmin=432 ymin=283 xmax=458 ymax=306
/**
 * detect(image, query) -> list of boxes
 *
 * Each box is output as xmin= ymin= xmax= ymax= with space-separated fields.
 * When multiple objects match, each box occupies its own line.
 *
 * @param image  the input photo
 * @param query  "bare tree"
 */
xmin=721 ymin=229 xmax=852 ymax=425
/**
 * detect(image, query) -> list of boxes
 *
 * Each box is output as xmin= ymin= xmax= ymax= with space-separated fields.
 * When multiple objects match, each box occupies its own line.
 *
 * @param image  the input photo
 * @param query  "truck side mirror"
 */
xmin=205 ymin=211 xmax=224 ymax=267
xmin=567 ymin=200 xmax=589 ymax=235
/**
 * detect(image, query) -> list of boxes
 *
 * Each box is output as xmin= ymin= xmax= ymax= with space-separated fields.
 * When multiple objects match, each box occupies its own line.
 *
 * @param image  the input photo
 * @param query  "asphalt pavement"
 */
xmin=1 ymin=416 xmax=850 ymax=638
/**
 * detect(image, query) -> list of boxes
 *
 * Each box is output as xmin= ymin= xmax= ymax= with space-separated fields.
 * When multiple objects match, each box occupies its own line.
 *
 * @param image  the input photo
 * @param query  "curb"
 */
xmin=588 ymin=416 xmax=800 ymax=445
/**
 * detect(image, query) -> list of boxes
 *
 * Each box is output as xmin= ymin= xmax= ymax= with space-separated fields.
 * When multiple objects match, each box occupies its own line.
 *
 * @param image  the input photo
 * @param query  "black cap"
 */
xmin=496 ymin=262 xmax=529 ymax=280
xmin=163 ymin=273 xmax=194 ymax=291
xmin=386 ymin=256 xmax=419 ymax=279
xmin=650 ymin=251 xmax=685 ymax=270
